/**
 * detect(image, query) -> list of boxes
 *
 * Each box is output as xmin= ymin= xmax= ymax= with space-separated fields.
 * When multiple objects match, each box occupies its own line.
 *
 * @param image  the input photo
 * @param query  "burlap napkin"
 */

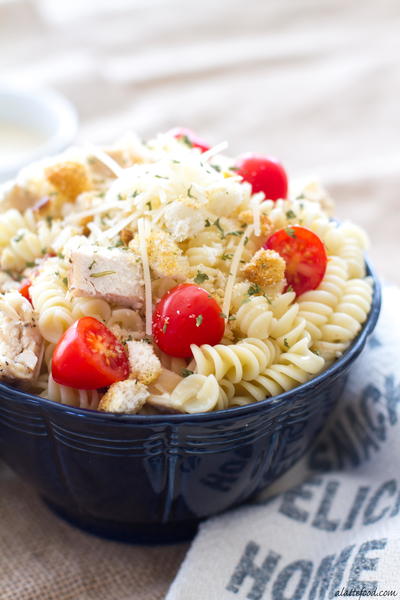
xmin=0 ymin=466 xmax=188 ymax=600
xmin=167 ymin=285 xmax=400 ymax=599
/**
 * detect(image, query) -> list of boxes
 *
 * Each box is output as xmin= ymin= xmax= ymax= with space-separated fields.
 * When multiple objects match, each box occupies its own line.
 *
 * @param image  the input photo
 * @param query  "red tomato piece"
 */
xmin=18 ymin=280 xmax=32 ymax=303
xmin=264 ymin=226 xmax=327 ymax=296
xmin=52 ymin=317 xmax=129 ymax=390
xmin=235 ymin=153 xmax=288 ymax=201
xmin=153 ymin=283 xmax=225 ymax=358
xmin=168 ymin=127 xmax=210 ymax=153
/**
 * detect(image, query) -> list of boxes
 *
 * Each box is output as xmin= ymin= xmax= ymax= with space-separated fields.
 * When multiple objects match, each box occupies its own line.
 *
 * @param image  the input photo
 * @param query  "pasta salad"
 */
xmin=0 ymin=129 xmax=373 ymax=414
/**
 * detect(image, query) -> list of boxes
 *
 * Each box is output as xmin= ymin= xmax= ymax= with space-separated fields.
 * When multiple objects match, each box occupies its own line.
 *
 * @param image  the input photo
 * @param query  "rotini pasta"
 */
xmin=0 ymin=131 xmax=374 ymax=413
xmin=29 ymin=257 xmax=74 ymax=343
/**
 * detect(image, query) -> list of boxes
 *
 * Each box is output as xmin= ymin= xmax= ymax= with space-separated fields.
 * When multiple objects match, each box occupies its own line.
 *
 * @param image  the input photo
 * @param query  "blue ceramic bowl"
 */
xmin=0 ymin=261 xmax=381 ymax=543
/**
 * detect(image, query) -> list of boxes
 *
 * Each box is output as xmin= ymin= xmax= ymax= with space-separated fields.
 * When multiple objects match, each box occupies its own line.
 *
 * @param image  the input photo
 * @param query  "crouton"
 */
xmin=98 ymin=379 xmax=149 ymax=414
xmin=120 ymin=228 xmax=134 ymax=246
xmin=127 ymin=340 xmax=161 ymax=385
xmin=238 ymin=210 xmax=272 ymax=237
xmin=130 ymin=228 xmax=188 ymax=279
xmin=45 ymin=161 xmax=91 ymax=201
xmin=241 ymin=248 xmax=286 ymax=291
xmin=0 ymin=291 xmax=43 ymax=381
xmin=68 ymin=245 xmax=144 ymax=308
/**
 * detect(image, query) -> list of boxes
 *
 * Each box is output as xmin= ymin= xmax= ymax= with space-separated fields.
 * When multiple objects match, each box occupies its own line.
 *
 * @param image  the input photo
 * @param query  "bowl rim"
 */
xmin=0 ymin=258 xmax=381 ymax=424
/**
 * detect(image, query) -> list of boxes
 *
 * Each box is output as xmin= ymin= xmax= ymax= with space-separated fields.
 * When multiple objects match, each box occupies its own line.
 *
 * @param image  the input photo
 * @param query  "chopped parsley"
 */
xmin=181 ymin=368 xmax=194 ymax=378
xmin=286 ymin=210 xmax=297 ymax=219
xmin=286 ymin=227 xmax=297 ymax=239
xmin=284 ymin=338 xmax=289 ymax=348
xmin=57 ymin=252 xmax=64 ymax=260
xmin=286 ymin=284 xmax=294 ymax=293
xmin=88 ymin=258 xmax=97 ymax=271
xmin=25 ymin=261 xmax=35 ymax=268
xmin=226 ymin=230 xmax=244 ymax=237
xmin=62 ymin=277 xmax=68 ymax=286
xmin=214 ymin=218 xmax=225 ymax=239
xmin=248 ymin=283 xmax=262 ymax=296
xmin=195 ymin=314 xmax=203 ymax=327
xmin=187 ymin=185 xmax=195 ymax=199
xmin=221 ymin=253 xmax=233 ymax=261
xmin=117 ymin=193 xmax=124 ymax=201
xmin=211 ymin=164 xmax=221 ymax=172
xmin=13 ymin=232 xmax=25 ymax=243
xmin=180 ymin=134 xmax=193 ymax=148
xmin=162 ymin=320 xmax=169 ymax=333
xmin=194 ymin=271 xmax=209 ymax=284
xmin=146 ymin=201 xmax=152 ymax=211
xmin=46 ymin=215 xmax=53 ymax=225
xmin=154 ymin=174 xmax=169 ymax=179
xmin=90 ymin=270 xmax=116 ymax=278
xmin=205 ymin=218 xmax=212 ymax=228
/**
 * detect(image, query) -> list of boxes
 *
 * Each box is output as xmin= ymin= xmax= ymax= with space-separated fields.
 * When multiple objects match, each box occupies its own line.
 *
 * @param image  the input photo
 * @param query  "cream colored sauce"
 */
xmin=0 ymin=121 xmax=46 ymax=164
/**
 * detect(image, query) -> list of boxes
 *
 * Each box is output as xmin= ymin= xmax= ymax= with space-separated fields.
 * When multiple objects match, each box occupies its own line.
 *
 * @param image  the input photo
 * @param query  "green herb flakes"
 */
xmin=90 ymin=270 xmax=116 ymax=278
xmin=195 ymin=314 xmax=203 ymax=327
xmin=181 ymin=368 xmax=194 ymax=378
xmin=194 ymin=271 xmax=209 ymax=284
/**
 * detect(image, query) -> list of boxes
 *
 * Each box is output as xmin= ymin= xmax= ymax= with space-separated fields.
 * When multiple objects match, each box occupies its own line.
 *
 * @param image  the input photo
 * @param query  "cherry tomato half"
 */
xmin=153 ymin=283 xmax=225 ymax=358
xmin=264 ymin=225 xmax=327 ymax=296
xmin=18 ymin=280 xmax=32 ymax=303
xmin=235 ymin=153 xmax=288 ymax=201
xmin=168 ymin=127 xmax=210 ymax=153
xmin=52 ymin=317 xmax=129 ymax=390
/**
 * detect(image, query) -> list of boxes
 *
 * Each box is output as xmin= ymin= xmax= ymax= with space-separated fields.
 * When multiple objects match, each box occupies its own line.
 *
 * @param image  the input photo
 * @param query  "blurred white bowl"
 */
xmin=0 ymin=87 xmax=78 ymax=182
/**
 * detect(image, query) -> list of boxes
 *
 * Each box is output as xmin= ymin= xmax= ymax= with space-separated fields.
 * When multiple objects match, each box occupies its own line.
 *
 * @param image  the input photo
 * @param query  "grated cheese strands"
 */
xmin=251 ymin=193 xmax=263 ymax=237
xmin=222 ymin=224 xmax=253 ymax=319
xmin=64 ymin=201 xmax=130 ymax=223
xmin=137 ymin=218 xmax=153 ymax=336
xmin=201 ymin=141 xmax=228 ymax=161
xmin=86 ymin=146 xmax=125 ymax=177
xmin=102 ymin=212 xmax=138 ymax=240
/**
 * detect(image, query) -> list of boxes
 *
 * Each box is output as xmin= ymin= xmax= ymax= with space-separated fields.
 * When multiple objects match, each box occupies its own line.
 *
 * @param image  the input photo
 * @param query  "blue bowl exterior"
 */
xmin=0 ymin=263 xmax=381 ymax=541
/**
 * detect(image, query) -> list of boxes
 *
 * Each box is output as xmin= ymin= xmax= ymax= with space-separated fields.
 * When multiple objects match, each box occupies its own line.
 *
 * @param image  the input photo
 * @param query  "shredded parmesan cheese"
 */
xmin=251 ymin=196 xmax=261 ymax=237
xmin=103 ymin=212 xmax=137 ymax=240
xmin=202 ymin=141 xmax=228 ymax=161
xmin=87 ymin=146 xmax=125 ymax=177
xmin=222 ymin=224 xmax=253 ymax=319
xmin=137 ymin=218 xmax=153 ymax=336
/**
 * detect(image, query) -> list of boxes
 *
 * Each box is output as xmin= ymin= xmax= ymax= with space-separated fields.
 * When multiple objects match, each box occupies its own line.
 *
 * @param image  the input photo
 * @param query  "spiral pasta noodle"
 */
xmin=235 ymin=335 xmax=324 ymax=401
xmin=297 ymin=256 xmax=348 ymax=341
xmin=233 ymin=295 xmax=274 ymax=339
xmin=190 ymin=337 xmax=278 ymax=383
xmin=29 ymin=257 xmax=74 ymax=343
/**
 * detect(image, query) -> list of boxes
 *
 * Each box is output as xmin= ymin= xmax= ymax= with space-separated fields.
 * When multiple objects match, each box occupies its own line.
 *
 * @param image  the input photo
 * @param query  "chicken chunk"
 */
xmin=127 ymin=341 xmax=162 ymax=385
xmin=0 ymin=291 xmax=43 ymax=381
xmin=0 ymin=181 xmax=38 ymax=213
xmin=68 ymin=246 xmax=144 ymax=308
xmin=98 ymin=379 xmax=149 ymax=414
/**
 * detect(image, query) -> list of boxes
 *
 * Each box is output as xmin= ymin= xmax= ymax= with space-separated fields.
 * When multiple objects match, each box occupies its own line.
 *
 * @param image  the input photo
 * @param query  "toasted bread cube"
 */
xmin=98 ymin=379 xmax=149 ymax=414
xmin=241 ymin=248 xmax=286 ymax=290
xmin=0 ymin=292 xmax=43 ymax=381
xmin=127 ymin=341 xmax=162 ymax=385
xmin=238 ymin=210 xmax=272 ymax=237
xmin=45 ymin=161 xmax=91 ymax=201
xmin=130 ymin=228 xmax=188 ymax=279
xmin=69 ymin=246 xmax=144 ymax=308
